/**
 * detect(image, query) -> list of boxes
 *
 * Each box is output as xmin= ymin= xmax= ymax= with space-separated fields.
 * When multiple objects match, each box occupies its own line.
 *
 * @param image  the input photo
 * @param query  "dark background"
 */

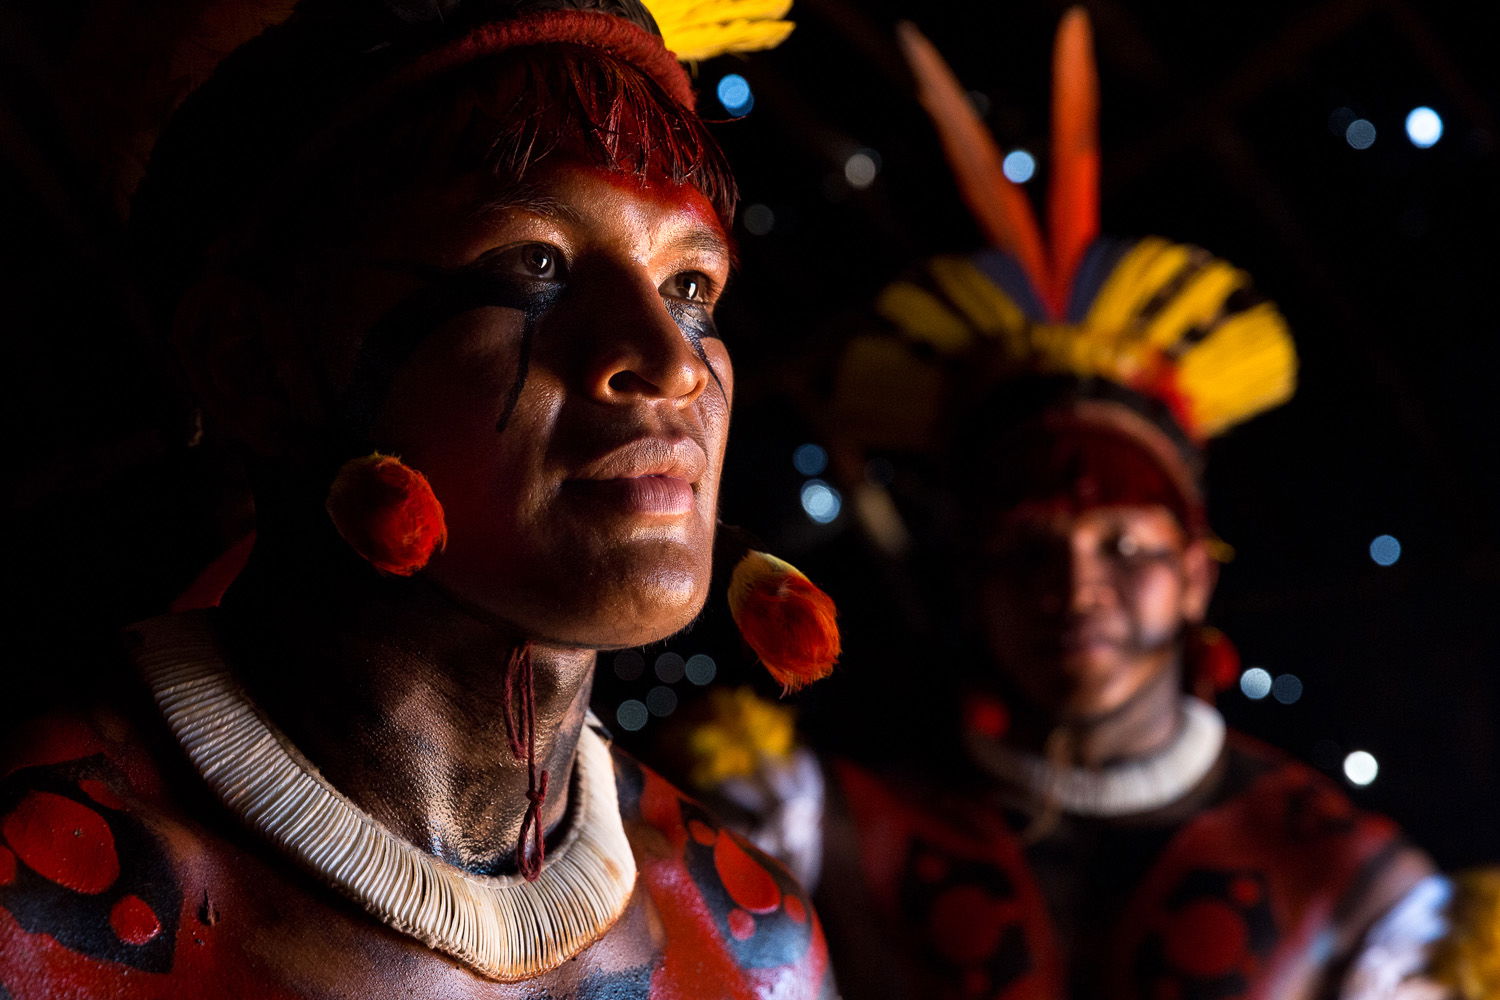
xmin=5 ymin=0 xmax=1498 ymax=868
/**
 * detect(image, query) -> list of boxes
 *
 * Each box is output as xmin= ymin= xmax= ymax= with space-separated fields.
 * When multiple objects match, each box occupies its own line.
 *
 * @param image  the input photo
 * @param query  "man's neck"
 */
xmin=1008 ymin=663 xmax=1185 ymax=771
xmin=220 ymin=554 xmax=596 ymax=876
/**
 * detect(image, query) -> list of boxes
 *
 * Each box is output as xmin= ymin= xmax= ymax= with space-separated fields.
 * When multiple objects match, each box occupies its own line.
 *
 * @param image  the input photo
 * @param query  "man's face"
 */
xmin=977 ymin=503 xmax=1213 ymax=720
xmin=321 ymin=160 xmax=734 ymax=648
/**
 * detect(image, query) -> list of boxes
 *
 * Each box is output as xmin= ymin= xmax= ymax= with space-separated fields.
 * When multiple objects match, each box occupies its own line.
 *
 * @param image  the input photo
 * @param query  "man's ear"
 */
xmin=172 ymin=272 xmax=322 ymax=456
xmin=1180 ymin=537 xmax=1219 ymax=623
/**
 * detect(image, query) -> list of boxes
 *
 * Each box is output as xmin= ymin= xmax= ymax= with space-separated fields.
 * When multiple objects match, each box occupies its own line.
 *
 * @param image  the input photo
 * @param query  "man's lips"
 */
xmin=1048 ymin=621 xmax=1127 ymax=653
xmin=565 ymin=475 xmax=696 ymax=515
xmin=564 ymin=437 xmax=707 ymax=516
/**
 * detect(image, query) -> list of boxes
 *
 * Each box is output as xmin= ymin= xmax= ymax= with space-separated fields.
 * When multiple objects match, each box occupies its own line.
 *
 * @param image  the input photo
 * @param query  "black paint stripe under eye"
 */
xmin=339 ymin=267 xmax=562 ymax=438
xmin=666 ymin=300 xmax=726 ymax=399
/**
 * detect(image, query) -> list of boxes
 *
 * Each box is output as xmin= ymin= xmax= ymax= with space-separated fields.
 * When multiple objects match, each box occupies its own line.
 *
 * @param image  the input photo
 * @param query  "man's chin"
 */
xmin=515 ymin=576 xmax=708 ymax=650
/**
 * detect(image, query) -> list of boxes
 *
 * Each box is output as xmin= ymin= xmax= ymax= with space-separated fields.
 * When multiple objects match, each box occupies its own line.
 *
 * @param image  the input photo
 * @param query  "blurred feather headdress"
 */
xmin=832 ymin=8 xmax=1296 ymax=540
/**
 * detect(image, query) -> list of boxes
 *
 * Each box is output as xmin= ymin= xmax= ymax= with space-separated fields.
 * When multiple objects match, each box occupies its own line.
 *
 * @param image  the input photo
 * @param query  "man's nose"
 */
xmin=581 ymin=278 xmax=709 ymax=406
xmin=1066 ymin=547 xmax=1114 ymax=613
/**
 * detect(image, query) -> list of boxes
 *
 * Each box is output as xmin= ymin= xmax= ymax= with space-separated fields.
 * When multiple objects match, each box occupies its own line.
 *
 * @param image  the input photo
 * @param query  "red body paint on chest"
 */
xmin=2 ymin=792 xmax=119 ymax=894
xmin=108 ymin=894 xmax=162 ymax=945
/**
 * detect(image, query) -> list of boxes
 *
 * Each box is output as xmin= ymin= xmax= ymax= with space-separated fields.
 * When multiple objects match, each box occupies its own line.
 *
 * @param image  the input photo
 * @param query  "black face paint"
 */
xmin=666 ymin=299 xmax=727 ymax=400
xmin=340 ymin=259 xmax=563 ymax=440
xmin=340 ymin=262 xmax=724 ymax=445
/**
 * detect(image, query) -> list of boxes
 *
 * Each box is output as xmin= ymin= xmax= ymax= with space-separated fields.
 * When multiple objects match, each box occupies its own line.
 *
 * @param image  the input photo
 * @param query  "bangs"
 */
xmin=469 ymin=45 xmax=736 ymax=226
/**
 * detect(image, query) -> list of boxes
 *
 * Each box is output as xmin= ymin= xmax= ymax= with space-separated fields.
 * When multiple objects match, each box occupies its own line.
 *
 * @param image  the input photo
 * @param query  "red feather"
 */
xmin=728 ymin=552 xmax=840 ymax=694
xmin=1047 ymin=6 xmax=1100 ymax=318
xmin=898 ymin=21 xmax=1052 ymax=305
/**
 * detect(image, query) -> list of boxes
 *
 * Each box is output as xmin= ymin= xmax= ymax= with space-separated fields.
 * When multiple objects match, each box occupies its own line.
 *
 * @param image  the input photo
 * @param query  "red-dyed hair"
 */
xmin=411 ymin=42 xmax=735 ymax=224
xmin=132 ymin=10 xmax=736 ymax=319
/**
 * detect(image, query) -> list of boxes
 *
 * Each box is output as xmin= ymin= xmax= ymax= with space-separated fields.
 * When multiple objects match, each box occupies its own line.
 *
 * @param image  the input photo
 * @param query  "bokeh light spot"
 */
xmin=1239 ymin=667 xmax=1272 ymax=700
xmin=613 ymin=650 xmax=645 ymax=681
xmin=1405 ymin=107 xmax=1443 ymax=148
xmin=1345 ymin=118 xmax=1377 ymax=150
xmin=800 ymin=479 xmax=842 ymax=524
xmin=685 ymin=654 xmax=718 ymax=686
xmin=646 ymin=685 xmax=679 ymax=717
xmin=717 ymin=74 xmax=753 ymax=115
xmin=1370 ymin=534 xmax=1401 ymax=566
xmin=844 ymin=149 xmax=880 ymax=189
xmin=655 ymin=652 xmax=685 ymax=684
xmin=1002 ymin=149 xmax=1036 ymax=183
xmin=1344 ymin=750 xmax=1379 ymax=786
xmin=616 ymin=700 xmax=648 ymax=732
xmin=743 ymin=203 xmax=775 ymax=236
xmin=1271 ymin=673 xmax=1303 ymax=705
xmin=793 ymin=443 xmax=828 ymax=476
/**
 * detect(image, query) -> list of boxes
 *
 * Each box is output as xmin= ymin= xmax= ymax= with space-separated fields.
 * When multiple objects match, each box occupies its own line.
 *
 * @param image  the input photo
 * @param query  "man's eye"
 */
xmin=500 ymin=243 xmax=562 ymax=280
xmin=663 ymin=271 xmax=710 ymax=302
xmin=1113 ymin=534 xmax=1141 ymax=558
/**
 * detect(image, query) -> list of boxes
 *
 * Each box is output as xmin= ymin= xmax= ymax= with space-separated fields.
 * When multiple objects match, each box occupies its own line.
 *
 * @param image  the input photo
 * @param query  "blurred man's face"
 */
xmin=977 ymin=503 xmax=1213 ymax=720
xmin=322 ymin=159 xmax=734 ymax=648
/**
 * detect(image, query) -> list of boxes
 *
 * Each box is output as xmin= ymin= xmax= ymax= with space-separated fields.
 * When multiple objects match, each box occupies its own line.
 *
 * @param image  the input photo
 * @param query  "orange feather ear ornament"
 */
xmin=727 ymin=551 xmax=841 ymax=694
xmin=325 ymin=453 xmax=447 ymax=576
xmin=1186 ymin=625 xmax=1241 ymax=702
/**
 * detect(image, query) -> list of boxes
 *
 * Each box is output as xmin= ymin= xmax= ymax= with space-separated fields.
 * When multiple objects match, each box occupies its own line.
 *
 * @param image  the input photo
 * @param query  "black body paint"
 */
xmin=0 ymin=757 xmax=182 ymax=974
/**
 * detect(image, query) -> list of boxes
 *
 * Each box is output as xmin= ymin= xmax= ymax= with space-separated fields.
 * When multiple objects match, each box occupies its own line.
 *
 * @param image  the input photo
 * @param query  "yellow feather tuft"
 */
xmin=645 ymin=0 xmax=795 ymax=62
xmin=1431 ymin=868 xmax=1500 ymax=1000
xmin=1175 ymin=301 xmax=1296 ymax=437
xmin=927 ymin=256 xmax=1029 ymax=351
xmin=875 ymin=278 xmax=976 ymax=355
xmin=685 ymin=688 xmax=797 ymax=789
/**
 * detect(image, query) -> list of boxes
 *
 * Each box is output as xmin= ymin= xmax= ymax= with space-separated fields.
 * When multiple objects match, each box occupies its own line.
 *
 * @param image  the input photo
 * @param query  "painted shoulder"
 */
xmin=610 ymin=745 xmax=835 ymax=1000
xmin=1105 ymin=729 xmax=1419 ymax=998
xmin=2 ymin=703 xmax=210 ymax=997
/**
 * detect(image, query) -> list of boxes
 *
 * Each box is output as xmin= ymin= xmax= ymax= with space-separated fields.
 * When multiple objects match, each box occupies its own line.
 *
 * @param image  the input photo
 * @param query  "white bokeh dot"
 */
xmin=1343 ymin=750 xmax=1379 ymax=786
xmin=1240 ymin=667 xmax=1273 ymax=700
xmin=1405 ymin=107 xmax=1443 ymax=148
xmin=844 ymin=150 xmax=880 ymax=189
xmin=801 ymin=479 xmax=842 ymax=524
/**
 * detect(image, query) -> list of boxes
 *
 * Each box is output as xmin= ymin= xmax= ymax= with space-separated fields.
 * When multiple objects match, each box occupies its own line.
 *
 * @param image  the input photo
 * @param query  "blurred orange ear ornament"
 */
xmin=1186 ymin=625 xmax=1240 ymax=701
xmin=727 ymin=551 xmax=840 ymax=694
xmin=325 ymin=453 xmax=447 ymax=576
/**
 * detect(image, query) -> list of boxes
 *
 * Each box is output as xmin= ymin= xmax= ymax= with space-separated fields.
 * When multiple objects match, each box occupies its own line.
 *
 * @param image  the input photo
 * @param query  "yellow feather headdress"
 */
xmin=650 ymin=0 xmax=795 ymax=62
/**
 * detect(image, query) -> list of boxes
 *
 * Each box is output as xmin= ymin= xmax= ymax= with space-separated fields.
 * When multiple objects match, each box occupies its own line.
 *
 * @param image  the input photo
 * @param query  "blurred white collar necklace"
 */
xmin=964 ymin=697 xmax=1226 ymax=817
xmin=132 ymin=611 xmax=637 ymax=982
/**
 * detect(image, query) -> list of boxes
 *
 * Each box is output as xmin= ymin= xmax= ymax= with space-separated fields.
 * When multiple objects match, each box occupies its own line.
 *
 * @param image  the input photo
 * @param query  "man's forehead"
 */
xmin=473 ymin=165 xmax=730 ymax=246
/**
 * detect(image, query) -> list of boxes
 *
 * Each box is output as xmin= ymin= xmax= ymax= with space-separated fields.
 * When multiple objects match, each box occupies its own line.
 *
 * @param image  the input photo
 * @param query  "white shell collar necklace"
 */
xmin=964 ymin=696 xmax=1227 ymax=817
xmin=133 ymin=612 xmax=637 ymax=982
